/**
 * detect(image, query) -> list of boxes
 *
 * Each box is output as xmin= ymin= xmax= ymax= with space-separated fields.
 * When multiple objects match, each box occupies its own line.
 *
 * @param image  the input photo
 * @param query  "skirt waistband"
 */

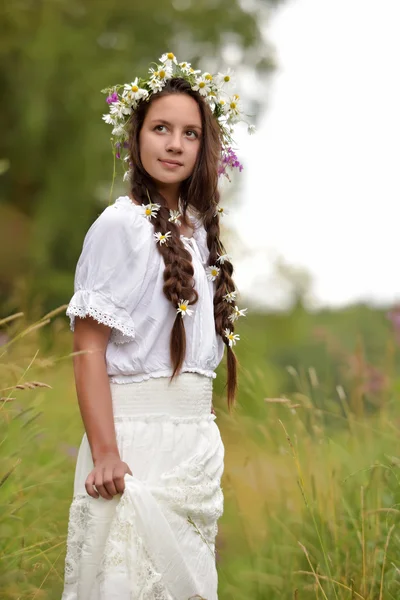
xmin=110 ymin=372 xmax=213 ymax=420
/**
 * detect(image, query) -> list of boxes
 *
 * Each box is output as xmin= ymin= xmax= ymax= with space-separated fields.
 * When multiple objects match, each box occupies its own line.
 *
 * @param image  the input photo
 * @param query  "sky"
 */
xmin=228 ymin=0 xmax=400 ymax=311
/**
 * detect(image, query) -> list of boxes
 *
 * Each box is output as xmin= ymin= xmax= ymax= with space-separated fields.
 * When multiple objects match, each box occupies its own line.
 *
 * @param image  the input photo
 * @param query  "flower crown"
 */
xmin=101 ymin=51 xmax=256 ymax=186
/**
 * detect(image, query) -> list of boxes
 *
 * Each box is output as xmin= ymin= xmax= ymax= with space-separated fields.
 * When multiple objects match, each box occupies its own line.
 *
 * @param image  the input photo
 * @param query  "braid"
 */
xmin=203 ymin=193 xmax=238 ymax=412
xmin=131 ymin=178 xmax=198 ymax=378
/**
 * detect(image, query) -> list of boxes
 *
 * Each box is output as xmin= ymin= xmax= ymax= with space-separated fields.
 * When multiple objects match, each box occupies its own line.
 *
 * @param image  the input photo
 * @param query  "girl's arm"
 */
xmin=73 ymin=316 xmax=132 ymax=500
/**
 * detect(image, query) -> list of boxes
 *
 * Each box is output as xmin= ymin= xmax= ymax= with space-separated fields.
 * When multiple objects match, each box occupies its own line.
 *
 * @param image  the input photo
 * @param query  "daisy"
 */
xmin=223 ymin=290 xmax=237 ymax=303
xmin=228 ymin=306 xmax=248 ymax=322
xmin=141 ymin=202 xmax=161 ymax=220
xmin=168 ymin=210 xmax=182 ymax=226
xmin=159 ymin=52 xmax=178 ymax=65
xmin=225 ymin=94 xmax=242 ymax=122
xmin=149 ymin=64 xmax=173 ymax=81
xmin=215 ymin=206 xmax=228 ymax=217
xmin=154 ymin=231 xmax=172 ymax=245
xmin=123 ymin=169 xmax=132 ymax=182
xmin=122 ymin=78 xmax=149 ymax=103
xmin=102 ymin=113 xmax=117 ymax=125
xmin=224 ymin=328 xmax=240 ymax=347
xmin=192 ymin=77 xmax=212 ymax=97
xmin=148 ymin=77 xmax=165 ymax=93
xmin=176 ymin=299 xmax=193 ymax=317
xmin=206 ymin=265 xmax=220 ymax=281
xmin=216 ymin=253 xmax=232 ymax=264
xmin=111 ymin=124 xmax=127 ymax=138
xmin=110 ymin=102 xmax=129 ymax=119
xmin=178 ymin=61 xmax=192 ymax=73
xmin=215 ymin=68 xmax=235 ymax=87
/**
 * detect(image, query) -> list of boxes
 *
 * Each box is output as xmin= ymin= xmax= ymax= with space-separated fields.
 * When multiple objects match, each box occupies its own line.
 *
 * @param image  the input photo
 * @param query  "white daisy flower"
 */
xmin=215 ymin=68 xmax=235 ymax=87
xmin=216 ymin=253 xmax=232 ymax=264
xmin=215 ymin=206 xmax=228 ymax=217
xmin=223 ymin=291 xmax=237 ymax=303
xmin=202 ymin=72 xmax=214 ymax=83
xmin=148 ymin=77 xmax=165 ymax=93
xmin=178 ymin=61 xmax=192 ymax=73
xmin=111 ymin=124 xmax=127 ymax=138
xmin=168 ymin=210 xmax=182 ymax=226
xmin=206 ymin=265 xmax=220 ymax=281
xmin=102 ymin=113 xmax=117 ymax=125
xmin=192 ymin=77 xmax=212 ymax=97
xmin=109 ymin=102 xmax=129 ymax=119
xmin=159 ymin=52 xmax=178 ymax=65
xmin=224 ymin=94 xmax=242 ymax=122
xmin=228 ymin=306 xmax=248 ymax=322
xmin=141 ymin=203 xmax=161 ymax=220
xmin=248 ymin=124 xmax=256 ymax=135
xmin=122 ymin=78 xmax=149 ymax=103
xmin=176 ymin=299 xmax=193 ymax=317
xmin=154 ymin=231 xmax=172 ymax=245
xmin=149 ymin=64 xmax=173 ymax=80
xmin=224 ymin=328 xmax=240 ymax=347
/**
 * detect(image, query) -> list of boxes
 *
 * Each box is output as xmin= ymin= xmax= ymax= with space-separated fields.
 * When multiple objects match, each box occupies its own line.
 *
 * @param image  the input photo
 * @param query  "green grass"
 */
xmin=1 ymin=306 xmax=400 ymax=599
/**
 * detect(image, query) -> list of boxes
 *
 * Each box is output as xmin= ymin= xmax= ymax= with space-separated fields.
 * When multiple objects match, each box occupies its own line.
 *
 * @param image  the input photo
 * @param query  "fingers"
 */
xmin=85 ymin=464 xmax=134 ymax=499
xmin=113 ymin=467 xmax=126 ymax=494
xmin=85 ymin=472 xmax=99 ymax=499
xmin=94 ymin=466 xmax=119 ymax=499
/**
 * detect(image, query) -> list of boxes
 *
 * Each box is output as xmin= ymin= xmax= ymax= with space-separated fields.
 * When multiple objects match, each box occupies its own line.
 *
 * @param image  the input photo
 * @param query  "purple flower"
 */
xmin=115 ymin=141 xmax=121 ymax=148
xmin=116 ymin=151 xmax=121 ymax=159
xmin=218 ymin=147 xmax=243 ymax=179
xmin=106 ymin=92 xmax=119 ymax=104
xmin=123 ymin=141 xmax=129 ymax=148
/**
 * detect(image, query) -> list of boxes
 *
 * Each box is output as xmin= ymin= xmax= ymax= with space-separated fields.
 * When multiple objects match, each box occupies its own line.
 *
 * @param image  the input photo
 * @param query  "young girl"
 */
xmin=61 ymin=52 xmax=252 ymax=600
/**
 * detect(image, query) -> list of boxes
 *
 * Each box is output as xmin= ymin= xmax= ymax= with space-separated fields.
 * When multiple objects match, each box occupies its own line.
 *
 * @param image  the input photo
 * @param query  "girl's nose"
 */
xmin=165 ymin=132 xmax=183 ymax=153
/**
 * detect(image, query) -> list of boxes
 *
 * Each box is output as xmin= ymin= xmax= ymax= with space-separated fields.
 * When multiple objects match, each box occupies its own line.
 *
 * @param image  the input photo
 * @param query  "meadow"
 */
xmin=1 ymin=303 xmax=400 ymax=599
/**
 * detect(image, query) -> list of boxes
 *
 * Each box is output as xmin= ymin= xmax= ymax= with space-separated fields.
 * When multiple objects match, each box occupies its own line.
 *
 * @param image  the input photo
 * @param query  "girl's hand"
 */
xmin=85 ymin=452 xmax=133 ymax=500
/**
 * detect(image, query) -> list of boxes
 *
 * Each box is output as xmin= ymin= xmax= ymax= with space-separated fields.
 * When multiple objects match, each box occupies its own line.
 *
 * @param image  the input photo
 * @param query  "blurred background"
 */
xmin=1 ymin=0 xmax=400 ymax=598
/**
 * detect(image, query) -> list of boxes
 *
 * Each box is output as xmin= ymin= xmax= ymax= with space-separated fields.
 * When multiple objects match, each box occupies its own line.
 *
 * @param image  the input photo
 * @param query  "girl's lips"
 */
xmin=159 ymin=160 xmax=182 ymax=168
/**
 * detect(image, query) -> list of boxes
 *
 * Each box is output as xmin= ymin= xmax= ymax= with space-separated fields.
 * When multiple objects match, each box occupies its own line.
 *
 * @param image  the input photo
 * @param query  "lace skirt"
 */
xmin=61 ymin=372 xmax=225 ymax=600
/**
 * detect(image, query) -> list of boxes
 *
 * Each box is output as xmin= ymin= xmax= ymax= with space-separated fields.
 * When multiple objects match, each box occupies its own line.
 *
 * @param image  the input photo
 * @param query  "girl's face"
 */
xmin=139 ymin=93 xmax=202 ymax=191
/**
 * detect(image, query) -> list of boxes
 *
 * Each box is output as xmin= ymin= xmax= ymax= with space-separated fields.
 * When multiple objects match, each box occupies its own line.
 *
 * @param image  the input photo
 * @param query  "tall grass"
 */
xmin=1 ymin=308 xmax=399 ymax=598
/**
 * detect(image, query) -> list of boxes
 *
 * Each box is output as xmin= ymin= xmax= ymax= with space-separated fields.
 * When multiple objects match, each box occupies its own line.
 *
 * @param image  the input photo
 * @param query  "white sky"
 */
xmin=228 ymin=0 xmax=400 ymax=311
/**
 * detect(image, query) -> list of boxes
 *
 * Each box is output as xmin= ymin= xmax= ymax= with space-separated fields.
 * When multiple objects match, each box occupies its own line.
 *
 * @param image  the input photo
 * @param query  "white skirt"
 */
xmin=61 ymin=373 xmax=225 ymax=600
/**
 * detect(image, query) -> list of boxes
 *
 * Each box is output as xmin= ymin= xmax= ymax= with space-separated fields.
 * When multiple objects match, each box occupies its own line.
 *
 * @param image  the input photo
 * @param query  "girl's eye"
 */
xmin=186 ymin=130 xmax=198 ymax=139
xmin=154 ymin=125 xmax=166 ymax=132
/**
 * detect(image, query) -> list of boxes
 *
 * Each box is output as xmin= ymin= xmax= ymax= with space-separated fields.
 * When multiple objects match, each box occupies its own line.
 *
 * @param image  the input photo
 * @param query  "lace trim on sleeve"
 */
xmin=66 ymin=290 xmax=135 ymax=345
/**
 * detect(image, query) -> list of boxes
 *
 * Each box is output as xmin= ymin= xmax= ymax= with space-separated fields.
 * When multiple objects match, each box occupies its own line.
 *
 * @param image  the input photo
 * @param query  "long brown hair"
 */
xmin=127 ymin=77 xmax=238 ymax=411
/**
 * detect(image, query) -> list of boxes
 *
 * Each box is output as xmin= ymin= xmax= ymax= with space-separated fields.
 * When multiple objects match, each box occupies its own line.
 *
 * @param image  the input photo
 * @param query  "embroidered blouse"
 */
xmin=66 ymin=195 xmax=225 ymax=383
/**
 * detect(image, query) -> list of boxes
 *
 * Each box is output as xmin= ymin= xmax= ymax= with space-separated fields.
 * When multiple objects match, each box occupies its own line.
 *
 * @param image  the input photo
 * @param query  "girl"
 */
xmin=61 ymin=53 xmax=251 ymax=600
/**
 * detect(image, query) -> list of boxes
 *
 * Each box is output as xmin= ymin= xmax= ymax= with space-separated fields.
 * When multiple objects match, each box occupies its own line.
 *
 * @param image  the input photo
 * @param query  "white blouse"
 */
xmin=66 ymin=195 xmax=225 ymax=383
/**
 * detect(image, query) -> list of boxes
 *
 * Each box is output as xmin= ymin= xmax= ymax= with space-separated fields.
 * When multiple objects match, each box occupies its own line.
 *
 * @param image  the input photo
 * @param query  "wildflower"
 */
xmin=192 ymin=77 xmax=212 ymax=97
xmin=168 ymin=210 xmax=182 ymax=226
xmin=228 ymin=306 xmax=248 ymax=322
xmin=248 ymin=124 xmax=256 ymax=135
xmin=160 ymin=52 xmax=178 ymax=65
xmin=176 ymin=299 xmax=193 ymax=317
xmin=154 ymin=231 xmax=172 ymax=245
xmin=224 ymin=328 xmax=240 ymax=347
xmin=216 ymin=253 xmax=232 ymax=264
xmin=214 ymin=206 xmax=229 ymax=217
xmin=106 ymin=92 xmax=119 ymax=104
xmin=141 ymin=203 xmax=161 ymax=220
xmin=206 ymin=265 xmax=220 ymax=281
xmin=223 ymin=291 xmax=237 ymax=303
xmin=218 ymin=147 xmax=243 ymax=179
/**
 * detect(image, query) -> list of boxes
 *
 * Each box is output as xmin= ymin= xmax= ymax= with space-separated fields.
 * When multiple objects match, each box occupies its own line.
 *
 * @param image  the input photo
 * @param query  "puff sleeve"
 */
xmin=66 ymin=200 xmax=145 ymax=345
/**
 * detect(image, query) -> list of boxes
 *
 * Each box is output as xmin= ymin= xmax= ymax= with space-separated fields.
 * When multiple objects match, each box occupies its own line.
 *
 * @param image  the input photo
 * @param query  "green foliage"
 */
xmin=0 ymin=0 xmax=284 ymax=316
xmin=1 ymin=302 xmax=400 ymax=598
